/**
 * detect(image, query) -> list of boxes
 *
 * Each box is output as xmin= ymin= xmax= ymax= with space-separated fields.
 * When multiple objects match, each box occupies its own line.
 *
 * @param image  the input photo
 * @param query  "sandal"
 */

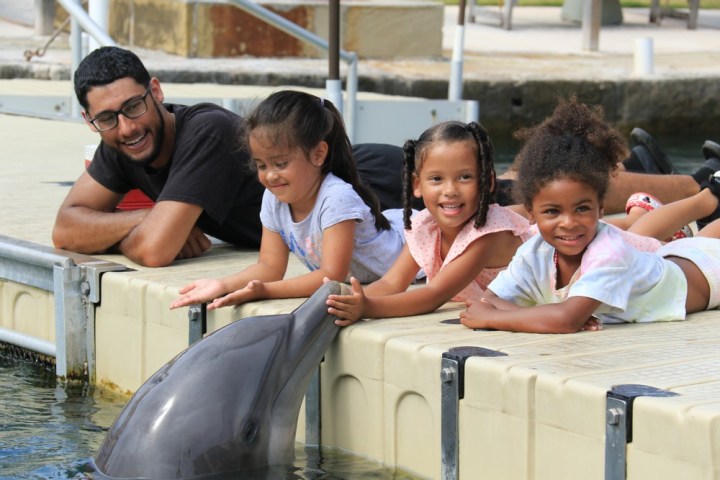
xmin=628 ymin=128 xmax=675 ymax=174
xmin=697 ymin=172 xmax=720 ymax=230
xmin=702 ymin=140 xmax=720 ymax=161
xmin=625 ymin=192 xmax=662 ymax=215
xmin=625 ymin=192 xmax=693 ymax=241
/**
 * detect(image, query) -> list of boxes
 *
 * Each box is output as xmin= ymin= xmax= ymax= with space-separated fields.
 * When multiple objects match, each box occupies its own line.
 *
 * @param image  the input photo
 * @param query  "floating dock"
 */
xmin=1 ymin=94 xmax=719 ymax=479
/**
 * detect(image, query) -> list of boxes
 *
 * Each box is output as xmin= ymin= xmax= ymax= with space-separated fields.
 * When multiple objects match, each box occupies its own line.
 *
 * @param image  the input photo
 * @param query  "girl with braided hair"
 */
xmin=326 ymin=121 xmax=533 ymax=325
xmin=171 ymin=90 xmax=409 ymax=310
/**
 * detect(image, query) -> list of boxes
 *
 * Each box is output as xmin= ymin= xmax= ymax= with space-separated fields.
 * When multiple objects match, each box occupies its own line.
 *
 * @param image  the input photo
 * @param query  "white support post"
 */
xmin=88 ymin=0 xmax=110 ymax=53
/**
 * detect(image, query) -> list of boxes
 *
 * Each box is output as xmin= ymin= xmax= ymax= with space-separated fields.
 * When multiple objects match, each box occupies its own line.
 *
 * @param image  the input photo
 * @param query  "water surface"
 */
xmin=0 ymin=353 xmax=421 ymax=479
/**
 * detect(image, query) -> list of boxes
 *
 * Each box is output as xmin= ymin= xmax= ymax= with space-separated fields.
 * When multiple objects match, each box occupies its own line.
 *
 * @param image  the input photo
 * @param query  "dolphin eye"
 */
xmin=242 ymin=421 xmax=258 ymax=444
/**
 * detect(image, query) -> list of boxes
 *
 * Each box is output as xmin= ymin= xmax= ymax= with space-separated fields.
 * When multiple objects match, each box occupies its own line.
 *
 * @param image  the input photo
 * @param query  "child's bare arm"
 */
xmin=325 ymin=245 xmax=420 ymax=324
xmin=330 ymin=233 xmax=515 ymax=320
xmin=213 ymin=220 xmax=357 ymax=308
xmin=477 ymin=289 xmax=522 ymax=311
xmin=170 ymin=227 xmax=289 ymax=309
xmin=460 ymin=294 xmax=602 ymax=333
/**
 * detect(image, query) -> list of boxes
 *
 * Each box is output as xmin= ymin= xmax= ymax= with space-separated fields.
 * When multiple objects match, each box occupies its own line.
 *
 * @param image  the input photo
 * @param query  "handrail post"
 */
xmin=34 ymin=0 xmax=55 ymax=35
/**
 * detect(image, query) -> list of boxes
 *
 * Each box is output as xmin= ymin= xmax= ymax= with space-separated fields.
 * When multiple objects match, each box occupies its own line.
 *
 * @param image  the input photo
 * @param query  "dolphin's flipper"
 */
xmin=95 ymin=281 xmax=345 ymax=479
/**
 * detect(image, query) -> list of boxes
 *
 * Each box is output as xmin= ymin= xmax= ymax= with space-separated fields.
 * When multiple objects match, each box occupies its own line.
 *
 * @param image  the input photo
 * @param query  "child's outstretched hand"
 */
xmin=208 ymin=280 xmax=266 ymax=310
xmin=459 ymin=298 xmax=495 ymax=329
xmin=170 ymin=279 xmax=226 ymax=310
xmin=325 ymin=277 xmax=365 ymax=326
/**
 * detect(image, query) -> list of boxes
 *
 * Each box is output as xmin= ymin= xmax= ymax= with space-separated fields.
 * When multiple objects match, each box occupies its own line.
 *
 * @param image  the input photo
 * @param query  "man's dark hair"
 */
xmin=74 ymin=46 xmax=151 ymax=109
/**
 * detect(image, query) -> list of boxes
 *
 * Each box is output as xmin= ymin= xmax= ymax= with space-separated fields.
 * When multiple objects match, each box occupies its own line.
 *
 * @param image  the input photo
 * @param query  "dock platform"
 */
xmin=1 ymin=2 xmax=720 ymax=476
xmin=1 ymin=106 xmax=719 ymax=479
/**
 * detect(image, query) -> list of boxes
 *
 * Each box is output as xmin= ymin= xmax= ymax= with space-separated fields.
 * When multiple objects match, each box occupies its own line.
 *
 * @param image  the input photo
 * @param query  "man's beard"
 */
xmin=120 ymin=101 xmax=165 ymax=168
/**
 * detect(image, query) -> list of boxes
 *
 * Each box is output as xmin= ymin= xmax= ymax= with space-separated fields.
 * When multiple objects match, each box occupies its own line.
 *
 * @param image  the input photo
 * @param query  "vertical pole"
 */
xmin=345 ymin=55 xmax=358 ymax=143
xmin=604 ymin=396 xmax=628 ymax=480
xmin=440 ymin=347 xmax=507 ymax=480
xmin=70 ymin=0 xmax=83 ymax=118
xmin=35 ymin=0 xmax=55 ymax=35
xmin=53 ymin=261 xmax=88 ymax=381
xmin=305 ymin=366 xmax=322 ymax=445
xmin=581 ymin=0 xmax=601 ymax=51
xmin=88 ymin=0 xmax=110 ymax=53
xmin=440 ymin=357 xmax=460 ymax=480
xmin=604 ymin=385 xmax=678 ymax=480
xmin=326 ymin=0 xmax=343 ymax=114
xmin=448 ymin=0 xmax=466 ymax=101
xmin=188 ymin=304 xmax=207 ymax=346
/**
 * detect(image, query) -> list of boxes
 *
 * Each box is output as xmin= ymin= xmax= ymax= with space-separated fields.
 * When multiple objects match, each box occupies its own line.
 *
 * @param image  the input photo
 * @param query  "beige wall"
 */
xmin=101 ymin=0 xmax=442 ymax=59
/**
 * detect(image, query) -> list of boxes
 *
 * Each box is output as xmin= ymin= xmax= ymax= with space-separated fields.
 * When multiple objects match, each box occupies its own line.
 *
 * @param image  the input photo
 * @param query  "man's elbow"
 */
xmin=51 ymin=223 xmax=85 ymax=252
xmin=130 ymin=249 xmax=177 ymax=268
xmin=51 ymin=225 xmax=65 ymax=250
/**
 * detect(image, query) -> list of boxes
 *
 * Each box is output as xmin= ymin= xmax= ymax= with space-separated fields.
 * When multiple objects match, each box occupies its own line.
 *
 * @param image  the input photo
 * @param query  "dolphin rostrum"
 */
xmin=93 ymin=281 xmax=346 ymax=478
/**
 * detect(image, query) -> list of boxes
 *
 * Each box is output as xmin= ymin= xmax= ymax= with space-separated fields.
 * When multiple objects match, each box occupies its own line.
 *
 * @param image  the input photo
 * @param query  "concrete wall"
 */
xmin=105 ymin=0 xmax=443 ymax=59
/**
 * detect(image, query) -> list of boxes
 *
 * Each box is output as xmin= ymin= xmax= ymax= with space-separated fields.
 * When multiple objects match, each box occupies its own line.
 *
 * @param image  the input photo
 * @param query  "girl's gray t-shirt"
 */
xmin=260 ymin=173 xmax=407 ymax=283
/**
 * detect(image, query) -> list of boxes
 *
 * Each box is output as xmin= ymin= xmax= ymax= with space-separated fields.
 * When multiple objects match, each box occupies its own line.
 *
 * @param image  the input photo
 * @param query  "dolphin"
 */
xmin=93 ymin=281 xmax=346 ymax=479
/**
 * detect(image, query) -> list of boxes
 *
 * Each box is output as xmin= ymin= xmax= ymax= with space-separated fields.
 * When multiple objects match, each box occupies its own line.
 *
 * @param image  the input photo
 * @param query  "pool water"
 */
xmin=0 ymin=353 xmax=421 ymax=480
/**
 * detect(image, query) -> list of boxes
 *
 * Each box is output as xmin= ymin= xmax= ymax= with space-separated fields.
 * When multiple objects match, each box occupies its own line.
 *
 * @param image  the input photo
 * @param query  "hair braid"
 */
xmin=467 ymin=122 xmax=496 ymax=228
xmin=401 ymin=139 xmax=418 ymax=229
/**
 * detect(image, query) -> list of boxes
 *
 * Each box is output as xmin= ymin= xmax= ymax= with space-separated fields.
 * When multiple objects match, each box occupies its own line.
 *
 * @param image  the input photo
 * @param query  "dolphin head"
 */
xmin=94 ymin=281 xmax=345 ymax=479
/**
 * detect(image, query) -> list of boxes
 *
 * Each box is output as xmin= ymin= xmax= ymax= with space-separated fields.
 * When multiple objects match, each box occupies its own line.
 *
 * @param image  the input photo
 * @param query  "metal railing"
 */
xmin=200 ymin=0 xmax=360 ymax=141
xmin=52 ymin=0 xmax=360 ymax=140
xmin=0 ymin=235 xmax=126 ymax=382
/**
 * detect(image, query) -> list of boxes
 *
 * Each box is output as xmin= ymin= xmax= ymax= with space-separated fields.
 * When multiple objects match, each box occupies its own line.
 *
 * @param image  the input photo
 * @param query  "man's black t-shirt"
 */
xmin=87 ymin=103 xmax=264 ymax=248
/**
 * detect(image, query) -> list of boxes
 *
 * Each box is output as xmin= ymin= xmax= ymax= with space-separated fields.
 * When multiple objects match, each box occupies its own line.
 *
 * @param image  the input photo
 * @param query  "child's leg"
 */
xmin=659 ymin=237 xmax=720 ymax=314
xmin=629 ymin=189 xmax=718 ymax=241
xmin=666 ymin=256 xmax=711 ymax=313
xmin=698 ymin=218 xmax=720 ymax=238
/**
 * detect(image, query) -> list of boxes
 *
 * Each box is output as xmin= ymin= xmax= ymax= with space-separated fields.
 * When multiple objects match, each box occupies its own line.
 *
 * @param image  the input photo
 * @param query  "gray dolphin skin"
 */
xmin=94 ymin=281 xmax=346 ymax=479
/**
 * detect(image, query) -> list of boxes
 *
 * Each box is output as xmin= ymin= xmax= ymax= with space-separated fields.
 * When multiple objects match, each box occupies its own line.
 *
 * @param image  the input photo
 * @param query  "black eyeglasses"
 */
xmin=87 ymin=88 xmax=152 ymax=132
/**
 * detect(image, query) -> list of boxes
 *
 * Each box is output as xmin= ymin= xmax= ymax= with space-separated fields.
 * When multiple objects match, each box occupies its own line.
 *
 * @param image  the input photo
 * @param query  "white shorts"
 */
xmin=658 ymin=237 xmax=720 ymax=310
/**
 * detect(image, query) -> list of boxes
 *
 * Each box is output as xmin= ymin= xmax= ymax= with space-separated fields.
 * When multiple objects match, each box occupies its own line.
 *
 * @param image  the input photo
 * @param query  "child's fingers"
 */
xmin=349 ymin=277 xmax=363 ymax=294
xmin=177 ymin=283 xmax=196 ymax=294
xmin=334 ymin=318 xmax=355 ymax=327
xmin=169 ymin=297 xmax=190 ymax=310
xmin=326 ymin=296 xmax=359 ymax=307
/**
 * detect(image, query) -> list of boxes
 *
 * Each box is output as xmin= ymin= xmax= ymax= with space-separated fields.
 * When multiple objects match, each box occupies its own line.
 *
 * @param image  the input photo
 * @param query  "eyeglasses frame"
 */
xmin=87 ymin=87 xmax=153 ymax=132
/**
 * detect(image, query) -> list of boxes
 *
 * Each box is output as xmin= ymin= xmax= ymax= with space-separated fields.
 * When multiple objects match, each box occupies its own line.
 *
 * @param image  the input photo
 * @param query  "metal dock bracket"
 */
xmin=441 ymin=346 xmax=507 ymax=480
xmin=605 ymin=384 xmax=678 ymax=480
xmin=0 ymin=235 xmax=126 ymax=382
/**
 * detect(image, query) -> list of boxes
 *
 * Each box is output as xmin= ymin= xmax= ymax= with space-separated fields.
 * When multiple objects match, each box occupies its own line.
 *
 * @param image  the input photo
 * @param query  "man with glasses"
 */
xmin=52 ymin=46 xmax=264 ymax=267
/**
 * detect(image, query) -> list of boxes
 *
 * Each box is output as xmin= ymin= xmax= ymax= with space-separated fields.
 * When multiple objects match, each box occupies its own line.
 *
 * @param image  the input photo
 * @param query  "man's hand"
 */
xmin=175 ymin=225 xmax=211 ymax=261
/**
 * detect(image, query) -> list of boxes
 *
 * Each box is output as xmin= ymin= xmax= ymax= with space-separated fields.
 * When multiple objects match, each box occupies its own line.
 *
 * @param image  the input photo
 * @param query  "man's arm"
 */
xmin=53 ymin=171 xmax=147 ymax=253
xmin=53 ymin=171 xmax=207 ymax=266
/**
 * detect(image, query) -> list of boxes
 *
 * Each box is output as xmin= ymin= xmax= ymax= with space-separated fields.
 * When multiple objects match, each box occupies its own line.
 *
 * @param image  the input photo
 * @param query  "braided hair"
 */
xmin=401 ymin=121 xmax=496 ymax=230
xmin=241 ymin=90 xmax=390 ymax=231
